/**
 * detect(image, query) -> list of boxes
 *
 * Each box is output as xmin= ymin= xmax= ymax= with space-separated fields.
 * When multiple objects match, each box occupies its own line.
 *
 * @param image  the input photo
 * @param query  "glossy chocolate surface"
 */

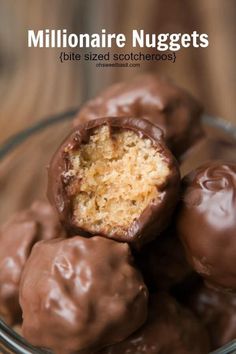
xmin=99 ymin=294 xmax=209 ymax=354
xmin=20 ymin=236 xmax=148 ymax=354
xmin=48 ymin=117 xmax=180 ymax=248
xmin=74 ymin=74 xmax=203 ymax=158
xmin=0 ymin=201 xmax=64 ymax=325
xmin=177 ymin=161 xmax=236 ymax=291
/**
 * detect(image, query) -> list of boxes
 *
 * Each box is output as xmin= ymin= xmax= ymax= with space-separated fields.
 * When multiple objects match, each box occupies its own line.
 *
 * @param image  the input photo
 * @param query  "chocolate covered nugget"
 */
xmin=74 ymin=74 xmax=203 ymax=158
xmin=177 ymin=161 xmax=236 ymax=291
xmin=0 ymin=201 xmax=64 ymax=325
xmin=48 ymin=117 xmax=180 ymax=248
xmin=20 ymin=236 xmax=148 ymax=354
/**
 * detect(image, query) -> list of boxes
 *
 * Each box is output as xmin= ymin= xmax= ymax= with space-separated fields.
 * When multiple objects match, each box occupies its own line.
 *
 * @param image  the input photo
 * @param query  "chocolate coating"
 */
xmin=137 ymin=229 xmax=191 ymax=291
xmin=99 ymin=294 xmax=210 ymax=354
xmin=0 ymin=201 xmax=64 ymax=325
xmin=20 ymin=236 xmax=148 ymax=354
xmin=177 ymin=161 xmax=236 ymax=291
xmin=187 ymin=283 xmax=236 ymax=350
xmin=73 ymin=74 xmax=203 ymax=158
xmin=48 ymin=117 xmax=180 ymax=248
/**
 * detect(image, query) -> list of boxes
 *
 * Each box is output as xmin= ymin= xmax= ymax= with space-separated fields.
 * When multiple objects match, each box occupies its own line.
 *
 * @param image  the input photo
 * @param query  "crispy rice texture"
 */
xmin=65 ymin=125 xmax=170 ymax=236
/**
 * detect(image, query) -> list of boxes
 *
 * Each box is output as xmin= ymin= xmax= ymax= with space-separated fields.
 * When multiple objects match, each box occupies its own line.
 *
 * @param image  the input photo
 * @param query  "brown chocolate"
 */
xmin=48 ymin=117 xmax=180 ymax=248
xmin=19 ymin=236 xmax=148 ymax=354
xmin=99 ymin=293 xmax=210 ymax=354
xmin=0 ymin=200 xmax=64 ymax=325
xmin=177 ymin=161 xmax=236 ymax=291
xmin=73 ymin=74 xmax=203 ymax=158
xmin=137 ymin=229 xmax=191 ymax=291
xmin=187 ymin=283 xmax=236 ymax=350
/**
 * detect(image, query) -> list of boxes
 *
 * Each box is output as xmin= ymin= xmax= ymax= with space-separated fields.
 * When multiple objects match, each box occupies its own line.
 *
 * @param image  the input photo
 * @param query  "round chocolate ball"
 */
xmin=20 ymin=236 xmax=148 ymax=353
xmin=48 ymin=117 xmax=180 ymax=248
xmin=177 ymin=161 xmax=236 ymax=291
xmin=73 ymin=74 xmax=203 ymax=158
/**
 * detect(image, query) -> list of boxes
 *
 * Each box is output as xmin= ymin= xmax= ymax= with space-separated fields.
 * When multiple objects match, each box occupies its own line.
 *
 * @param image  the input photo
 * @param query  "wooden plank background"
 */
xmin=0 ymin=0 xmax=235 ymax=221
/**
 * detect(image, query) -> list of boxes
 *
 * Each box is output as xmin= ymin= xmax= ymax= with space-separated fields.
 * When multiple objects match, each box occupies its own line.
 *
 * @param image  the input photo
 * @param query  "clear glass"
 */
xmin=0 ymin=110 xmax=236 ymax=354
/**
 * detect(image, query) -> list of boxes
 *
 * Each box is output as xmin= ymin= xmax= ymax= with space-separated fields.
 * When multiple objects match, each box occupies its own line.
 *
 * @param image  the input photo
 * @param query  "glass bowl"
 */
xmin=0 ymin=110 xmax=236 ymax=354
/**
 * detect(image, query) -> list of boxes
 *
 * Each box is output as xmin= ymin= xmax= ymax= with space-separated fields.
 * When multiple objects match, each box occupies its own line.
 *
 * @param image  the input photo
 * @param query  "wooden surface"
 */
xmin=0 ymin=0 xmax=235 ymax=219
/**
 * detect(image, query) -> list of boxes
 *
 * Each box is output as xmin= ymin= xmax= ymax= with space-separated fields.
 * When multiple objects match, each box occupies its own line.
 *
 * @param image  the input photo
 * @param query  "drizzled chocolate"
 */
xmin=177 ymin=161 xmax=236 ymax=291
xmin=73 ymin=74 xmax=203 ymax=158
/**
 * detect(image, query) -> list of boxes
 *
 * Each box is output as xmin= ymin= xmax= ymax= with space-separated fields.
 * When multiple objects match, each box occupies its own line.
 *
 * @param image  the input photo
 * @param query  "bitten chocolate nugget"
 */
xmin=177 ymin=161 xmax=236 ymax=291
xmin=0 ymin=201 xmax=64 ymax=325
xmin=99 ymin=294 xmax=209 ymax=354
xmin=19 ymin=236 xmax=148 ymax=354
xmin=73 ymin=74 xmax=203 ymax=158
xmin=48 ymin=117 xmax=180 ymax=247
